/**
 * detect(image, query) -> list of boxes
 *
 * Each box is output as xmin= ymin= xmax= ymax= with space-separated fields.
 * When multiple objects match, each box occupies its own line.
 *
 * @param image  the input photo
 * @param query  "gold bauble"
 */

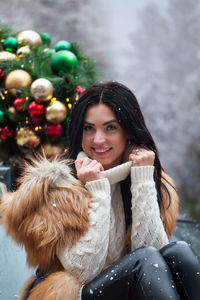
xmin=16 ymin=46 xmax=31 ymax=58
xmin=31 ymin=78 xmax=54 ymax=102
xmin=0 ymin=51 xmax=16 ymax=61
xmin=5 ymin=69 xmax=32 ymax=96
xmin=45 ymin=100 xmax=67 ymax=123
xmin=7 ymin=106 xmax=17 ymax=121
xmin=16 ymin=127 xmax=40 ymax=149
xmin=42 ymin=142 xmax=63 ymax=157
xmin=17 ymin=30 xmax=42 ymax=47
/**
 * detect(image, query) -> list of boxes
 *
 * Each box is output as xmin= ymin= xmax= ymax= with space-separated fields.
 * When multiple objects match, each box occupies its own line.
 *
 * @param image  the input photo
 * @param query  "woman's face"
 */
xmin=82 ymin=104 xmax=127 ymax=170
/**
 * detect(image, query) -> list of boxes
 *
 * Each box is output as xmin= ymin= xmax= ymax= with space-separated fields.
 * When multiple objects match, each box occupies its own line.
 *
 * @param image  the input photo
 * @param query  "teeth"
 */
xmin=94 ymin=148 xmax=110 ymax=153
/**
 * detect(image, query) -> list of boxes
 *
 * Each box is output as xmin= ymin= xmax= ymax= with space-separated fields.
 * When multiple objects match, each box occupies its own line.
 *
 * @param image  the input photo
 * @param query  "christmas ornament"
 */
xmin=28 ymin=101 xmax=44 ymax=117
xmin=46 ymin=123 xmax=62 ymax=137
xmin=17 ymin=46 xmax=31 ymax=58
xmin=51 ymin=50 xmax=78 ymax=75
xmin=17 ymin=30 xmax=42 ymax=47
xmin=31 ymin=78 xmax=53 ymax=102
xmin=0 ymin=69 xmax=4 ymax=80
xmin=0 ymin=126 xmax=13 ymax=140
xmin=43 ymin=48 xmax=55 ymax=56
xmin=0 ymin=110 xmax=5 ymax=123
xmin=75 ymin=86 xmax=86 ymax=94
xmin=3 ymin=37 xmax=18 ymax=52
xmin=74 ymin=85 xmax=86 ymax=100
xmin=42 ymin=142 xmax=63 ymax=157
xmin=40 ymin=32 xmax=51 ymax=45
xmin=30 ymin=115 xmax=43 ymax=124
xmin=7 ymin=106 xmax=17 ymax=121
xmin=16 ymin=127 xmax=40 ymax=148
xmin=45 ymin=100 xmax=67 ymax=123
xmin=0 ymin=51 xmax=16 ymax=61
xmin=55 ymin=40 xmax=71 ymax=52
xmin=5 ymin=69 xmax=32 ymax=96
xmin=13 ymin=97 xmax=25 ymax=112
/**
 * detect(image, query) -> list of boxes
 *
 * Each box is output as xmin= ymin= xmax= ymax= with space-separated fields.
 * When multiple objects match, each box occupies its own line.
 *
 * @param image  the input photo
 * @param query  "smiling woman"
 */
xmin=59 ymin=81 xmax=200 ymax=299
xmin=82 ymin=104 xmax=127 ymax=170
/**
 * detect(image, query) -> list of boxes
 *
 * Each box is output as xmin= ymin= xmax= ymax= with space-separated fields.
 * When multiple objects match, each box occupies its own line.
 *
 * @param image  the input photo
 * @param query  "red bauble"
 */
xmin=30 ymin=115 xmax=43 ymax=124
xmin=28 ymin=101 xmax=44 ymax=117
xmin=46 ymin=123 xmax=62 ymax=137
xmin=13 ymin=97 xmax=24 ymax=112
xmin=0 ymin=126 xmax=13 ymax=140
xmin=74 ymin=85 xmax=85 ymax=94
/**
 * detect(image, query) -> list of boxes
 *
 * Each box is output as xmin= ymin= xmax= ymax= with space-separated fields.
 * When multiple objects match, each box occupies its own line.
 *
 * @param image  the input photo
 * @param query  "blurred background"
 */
xmin=0 ymin=0 xmax=200 ymax=299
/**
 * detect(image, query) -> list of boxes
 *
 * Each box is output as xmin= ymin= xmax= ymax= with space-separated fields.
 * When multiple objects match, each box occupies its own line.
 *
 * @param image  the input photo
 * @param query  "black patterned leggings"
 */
xmin=81 ymin=241 xmax=200 ymax=300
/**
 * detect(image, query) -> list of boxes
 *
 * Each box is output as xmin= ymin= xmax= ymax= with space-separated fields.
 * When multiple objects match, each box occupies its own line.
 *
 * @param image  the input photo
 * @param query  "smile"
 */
xmin=92 ymin=147 xmax=112 ymax=153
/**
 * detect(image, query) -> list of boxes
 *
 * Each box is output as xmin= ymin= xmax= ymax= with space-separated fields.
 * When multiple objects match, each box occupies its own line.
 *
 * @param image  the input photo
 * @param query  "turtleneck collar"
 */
xmin=77 ymin=151 xmax=132 ymax=185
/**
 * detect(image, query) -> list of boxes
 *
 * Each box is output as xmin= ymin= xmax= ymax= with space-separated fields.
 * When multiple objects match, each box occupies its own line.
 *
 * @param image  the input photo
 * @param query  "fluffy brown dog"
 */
xmin=0 ymin=156 xmax=92 ymax=300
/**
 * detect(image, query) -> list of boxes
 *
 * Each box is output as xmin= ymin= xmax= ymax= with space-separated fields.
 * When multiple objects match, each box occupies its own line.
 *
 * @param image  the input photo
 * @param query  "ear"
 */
xmin=0 ymin=191 xmax=18 ymax=238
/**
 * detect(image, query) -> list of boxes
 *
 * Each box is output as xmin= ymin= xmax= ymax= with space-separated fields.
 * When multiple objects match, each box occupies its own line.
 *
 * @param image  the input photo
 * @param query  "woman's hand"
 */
xmin=129 ymin=147 xmax=155 ymax=167
xmin=75 ymin=157 xmax=105 ymax=184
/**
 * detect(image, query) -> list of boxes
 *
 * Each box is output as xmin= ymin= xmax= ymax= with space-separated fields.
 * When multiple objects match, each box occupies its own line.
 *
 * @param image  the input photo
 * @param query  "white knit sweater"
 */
xmin=57 ymin=152 xmax=169 ymax=298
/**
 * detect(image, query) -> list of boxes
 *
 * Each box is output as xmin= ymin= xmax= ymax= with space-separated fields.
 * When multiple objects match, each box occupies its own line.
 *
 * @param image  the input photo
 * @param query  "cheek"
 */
xmin=116 ymin=135 xmax=127 ymax=153
xmin=81 ymin=135 xmax=90 ymax=150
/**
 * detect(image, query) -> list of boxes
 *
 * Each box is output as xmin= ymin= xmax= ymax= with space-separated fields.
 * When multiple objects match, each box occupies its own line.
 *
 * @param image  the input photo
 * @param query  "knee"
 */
xmin=130 ymin=246 xmax=167 ymax=270
xmin=160 ymin=241 xmax=194 ymax=259
xmin=133 ymin=246 xmax=160 ymax=260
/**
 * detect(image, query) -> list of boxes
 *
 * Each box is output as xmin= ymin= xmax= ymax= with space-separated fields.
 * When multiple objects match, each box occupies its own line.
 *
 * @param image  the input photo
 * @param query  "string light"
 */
xmin=25 ymin=96 xmax=29 ymax=101
xmin=64 ymin=148 xmax=68 ymax=152
xmin=51 ymin=97 xmax=56 ymax=103
xmin=34 ymin=126 xmax=42 ymax=132
xmin=66 ymin=98 xmax=70 ymax=102
xmin=68 ymin=103 xmax=72 ymax=109
xmin=75 ymin=96 xmax=79 ymax=101
xmin=0 ymin=90 xmax=5 ymax=100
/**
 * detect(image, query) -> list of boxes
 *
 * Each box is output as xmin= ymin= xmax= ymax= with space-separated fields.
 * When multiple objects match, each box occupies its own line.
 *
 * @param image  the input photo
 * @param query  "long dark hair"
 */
xmin=64 ymin=81 xmax=169 ymax=227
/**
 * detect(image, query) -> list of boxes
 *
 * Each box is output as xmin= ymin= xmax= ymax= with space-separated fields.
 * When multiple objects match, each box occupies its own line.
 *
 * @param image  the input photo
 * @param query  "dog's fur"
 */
xmin=0 ymin=156 xmax=179 ymax=300
xmin=0 ymin=156 xmax=92 ymax=300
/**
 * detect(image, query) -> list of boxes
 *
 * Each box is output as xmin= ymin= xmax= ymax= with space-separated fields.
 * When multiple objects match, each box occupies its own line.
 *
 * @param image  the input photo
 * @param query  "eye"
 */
xmin=83 ymin=125 xmax=94 ymax=131
xmin=107 ymin=124 xmax=117 ymax=131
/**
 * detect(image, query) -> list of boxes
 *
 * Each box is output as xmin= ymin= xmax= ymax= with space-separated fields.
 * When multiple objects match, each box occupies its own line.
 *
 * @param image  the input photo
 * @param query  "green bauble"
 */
xmin=55 ymin=40 xmax=71 ymax=52
xmin=51 ymin=50 xmax=78 ymax=75
xmin=0 ymin=110 xmax=5 ymax=123
xmin=3 ymin=37 xmax=18 ymax=53
xmin=44 ymin=48 xmax=56 ymax=56
xmin=40 ymin=32 xmax=51 ymax=45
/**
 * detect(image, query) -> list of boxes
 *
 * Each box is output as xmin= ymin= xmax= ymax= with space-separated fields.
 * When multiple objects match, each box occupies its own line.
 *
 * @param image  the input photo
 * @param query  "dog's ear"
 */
xmin=0 ymin=188 xmax=32 ymax=245
xmin=0 ymin=191 xmax=14 ymax=223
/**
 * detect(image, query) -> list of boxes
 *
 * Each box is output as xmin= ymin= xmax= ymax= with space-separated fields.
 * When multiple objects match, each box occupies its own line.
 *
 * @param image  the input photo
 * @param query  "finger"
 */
xmin=88 ymin=160 xmax=104 ymax=170
xmin=80 ymin=157 xmax=93 ymax=167
xmin=75 ymin=159 xmax=83 ymax=170
xmin=87 ymin=160 xmax=104 ymax=173
xmin=99 ymin=164 xmax=104 ymax=172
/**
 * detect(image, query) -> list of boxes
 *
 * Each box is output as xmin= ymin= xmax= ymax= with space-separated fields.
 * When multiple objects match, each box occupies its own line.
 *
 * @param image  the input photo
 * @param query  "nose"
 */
xmin=93 ymin=130 xmax=106 ymax=144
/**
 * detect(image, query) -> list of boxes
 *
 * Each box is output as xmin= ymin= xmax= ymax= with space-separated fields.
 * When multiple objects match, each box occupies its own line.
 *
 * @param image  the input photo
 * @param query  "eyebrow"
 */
xmin=84 ymin=120 xmax=118 ymax=126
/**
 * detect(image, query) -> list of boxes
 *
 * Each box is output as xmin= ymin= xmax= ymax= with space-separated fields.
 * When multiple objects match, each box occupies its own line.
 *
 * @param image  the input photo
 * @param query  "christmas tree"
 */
xmin=0 ymin=24 xmax=100 ymax=165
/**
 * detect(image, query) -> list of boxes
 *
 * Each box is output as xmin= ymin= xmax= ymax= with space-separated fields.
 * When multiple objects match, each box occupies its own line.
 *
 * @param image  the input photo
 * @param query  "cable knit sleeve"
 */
xmin=57 ymin=177 xmax=111 ymax=283
xmin=130 ymin=166 xmax=169 ymax=251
